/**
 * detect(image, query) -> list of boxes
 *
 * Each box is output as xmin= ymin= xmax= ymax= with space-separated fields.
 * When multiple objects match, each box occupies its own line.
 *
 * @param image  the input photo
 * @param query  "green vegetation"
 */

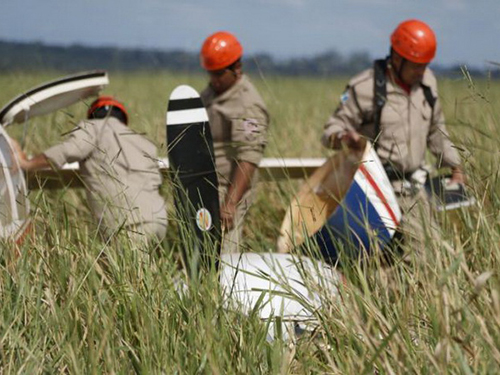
xmin=1 ymin=70 xmax=500 ymax=373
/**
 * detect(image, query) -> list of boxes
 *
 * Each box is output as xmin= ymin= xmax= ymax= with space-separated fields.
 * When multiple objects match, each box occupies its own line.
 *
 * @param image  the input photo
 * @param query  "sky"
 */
xmin=1 ymin=0 xmax=498 ymax=69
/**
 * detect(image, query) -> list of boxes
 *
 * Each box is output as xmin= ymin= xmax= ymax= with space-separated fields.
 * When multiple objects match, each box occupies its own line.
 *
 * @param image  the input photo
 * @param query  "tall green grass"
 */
xmin=1 ymin=70 xmax=500 ymax=373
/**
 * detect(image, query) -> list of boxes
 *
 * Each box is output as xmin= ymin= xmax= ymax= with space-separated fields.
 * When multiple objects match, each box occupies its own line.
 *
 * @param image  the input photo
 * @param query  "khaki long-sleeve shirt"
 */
xmin=44 ymin=117 xmax=167 ymax=237
xmin=201 ymin=74 xmax=270 ymax=188
xmin=321 ymin=66 xmax=461 ymax=174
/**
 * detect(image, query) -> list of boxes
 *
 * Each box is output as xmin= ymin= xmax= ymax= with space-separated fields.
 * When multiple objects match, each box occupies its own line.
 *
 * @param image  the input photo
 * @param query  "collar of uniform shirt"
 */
xmin=385 ymin=64 xmax=412 ymax=95
xmin=395 ymin=78 xmax=411 ymax=94
xmin=389 ymin=70 xmax=412 ymax=95
xmin=211 ymin=74 xmax=247 ymax=103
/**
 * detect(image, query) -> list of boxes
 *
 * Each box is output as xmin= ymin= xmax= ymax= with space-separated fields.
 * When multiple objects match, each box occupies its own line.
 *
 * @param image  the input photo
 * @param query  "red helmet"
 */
xmin=391 ymin=19 xmax=437 ymax=64
xmin=200 ymin=31 xmax=243 ymax=71
xmin=87 ymin=96 xmax=128 ymax=124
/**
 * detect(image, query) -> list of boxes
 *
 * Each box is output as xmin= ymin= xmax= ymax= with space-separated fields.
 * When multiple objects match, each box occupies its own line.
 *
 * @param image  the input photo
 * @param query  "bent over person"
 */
xmin=321 ymin=20 xmax=465 ymax=258
xmin=200 ymin=31 xmax=270 ymax=253
xmin=13 ymin=96 xmax=167 ymax=243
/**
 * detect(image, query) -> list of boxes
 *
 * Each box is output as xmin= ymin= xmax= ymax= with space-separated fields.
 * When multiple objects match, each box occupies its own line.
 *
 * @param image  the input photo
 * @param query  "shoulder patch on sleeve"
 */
xmin=242 ymin=118 xmax=259 ymax=134
xmin=340 ymin=89 xmax=349 ymax=104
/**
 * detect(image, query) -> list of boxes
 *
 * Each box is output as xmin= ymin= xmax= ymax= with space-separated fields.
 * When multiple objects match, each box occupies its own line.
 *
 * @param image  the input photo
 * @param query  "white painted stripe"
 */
xmin=361 ymin=147 xmax=401 ymax=221
xmin=259 ymin=158 xmax=326 ymax=168
xmin=166 ymin=108 xmax=209 ymax=125
xmin=354 ymin=147 xmax=401 ymax=236
xmin=170 ymin=85 xmax=200 ymax=100
xmin=59 ymin=157 xmax=328 ymax=171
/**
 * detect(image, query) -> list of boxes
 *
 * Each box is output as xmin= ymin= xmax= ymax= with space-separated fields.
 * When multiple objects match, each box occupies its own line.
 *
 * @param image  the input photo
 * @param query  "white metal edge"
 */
xmin=2 ymin=76 xmax=109 ymax=126
xmin=0 ymin=129 xmax=19 ymax=235
xmin=5 ymin=130 xmax=30 ymax=216
xmin=57 ymin=158 xmax=327 ymax=171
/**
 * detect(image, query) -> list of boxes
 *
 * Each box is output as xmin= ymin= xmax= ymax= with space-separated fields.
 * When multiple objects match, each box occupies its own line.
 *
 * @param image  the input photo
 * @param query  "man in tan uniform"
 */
xmin=322 ymin=20 xmax=465 ymax=257
xmin=13 ymin=96 xmax=167 ymax=243
xmin=200 ymin=31 xmax=270 ymax=253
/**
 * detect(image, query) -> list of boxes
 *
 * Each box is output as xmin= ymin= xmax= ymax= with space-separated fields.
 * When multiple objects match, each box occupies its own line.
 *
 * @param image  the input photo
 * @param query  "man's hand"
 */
xmin=330 ymin=130 xmax=364 ymax=150
xmin=8 ymin=138 xmax=50 ymax=171
xmin=221 ymin=200 xmax=237 ymax=231
xmin=450 ymin=166 xmax=466 ymax=185
xmin=9 ymin=138 xmax=28 ymax=170
xmin=221 ymin=160 xmax=257 ymax=232
xmin=10 ymin=138 xmax=25 ymax=159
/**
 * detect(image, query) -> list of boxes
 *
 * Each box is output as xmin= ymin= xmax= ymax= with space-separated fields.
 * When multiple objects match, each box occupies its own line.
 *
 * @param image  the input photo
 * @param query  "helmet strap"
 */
xmin=89 ymin=106 xmax=127 ymax=125
xmin=228 ymin=67 xmax=237 ymax=77
xmin=227 ymin=59 xmax=242 ymax=78
xmin=389 ymin=48 xmax=407 ymax=84
xmin=398 ymin=58 xmax=407 ymax=82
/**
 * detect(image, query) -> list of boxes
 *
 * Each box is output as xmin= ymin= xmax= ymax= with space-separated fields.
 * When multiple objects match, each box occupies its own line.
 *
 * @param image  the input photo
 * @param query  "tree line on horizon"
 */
xmin=0 ymin=40 xmax=493 ymax=78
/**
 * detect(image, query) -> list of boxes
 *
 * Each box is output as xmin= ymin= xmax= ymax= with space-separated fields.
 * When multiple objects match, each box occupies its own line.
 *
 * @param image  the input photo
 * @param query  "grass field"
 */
xmin=1 ymin=70 xmax=500 ymax=373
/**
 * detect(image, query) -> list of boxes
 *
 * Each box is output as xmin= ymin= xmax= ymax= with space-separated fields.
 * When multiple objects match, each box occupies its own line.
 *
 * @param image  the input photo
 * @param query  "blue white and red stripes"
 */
xmin=314 ymin=147 xmax=402 ymax=263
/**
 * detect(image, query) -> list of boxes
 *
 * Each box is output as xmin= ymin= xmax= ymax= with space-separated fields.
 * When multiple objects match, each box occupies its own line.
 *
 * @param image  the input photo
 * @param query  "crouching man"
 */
xmin=13 ymin=96 xmax=167 ymax=245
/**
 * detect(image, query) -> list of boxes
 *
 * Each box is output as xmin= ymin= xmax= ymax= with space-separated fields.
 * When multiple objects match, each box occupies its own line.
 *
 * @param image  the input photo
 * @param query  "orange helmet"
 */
xmin=87 ymin=96 xmax=128 ymax=124
xmin=200 ymin=31 xmax=243 ymax=71
xmin=391 ymin=19 xmax=437 ymax=64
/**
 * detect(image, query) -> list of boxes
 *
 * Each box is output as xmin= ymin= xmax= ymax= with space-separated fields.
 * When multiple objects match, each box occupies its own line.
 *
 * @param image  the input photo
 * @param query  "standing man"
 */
xmin=321 ymin=20 xmax=465 ymax=256
xmin=200 ymin=31 xmax=270 ymax=253
xmin=13 ymin=96 xmax=167 ymax=244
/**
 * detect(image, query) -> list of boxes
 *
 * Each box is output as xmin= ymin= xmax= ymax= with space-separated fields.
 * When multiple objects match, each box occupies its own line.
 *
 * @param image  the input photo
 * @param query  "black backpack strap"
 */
xmin=373 ymin=59 xmax=388 ymax=147
xmin=347 ymin=84 xmax=364 ymax=115
xmin=420 ymin=83 xmax=436 ymax=124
